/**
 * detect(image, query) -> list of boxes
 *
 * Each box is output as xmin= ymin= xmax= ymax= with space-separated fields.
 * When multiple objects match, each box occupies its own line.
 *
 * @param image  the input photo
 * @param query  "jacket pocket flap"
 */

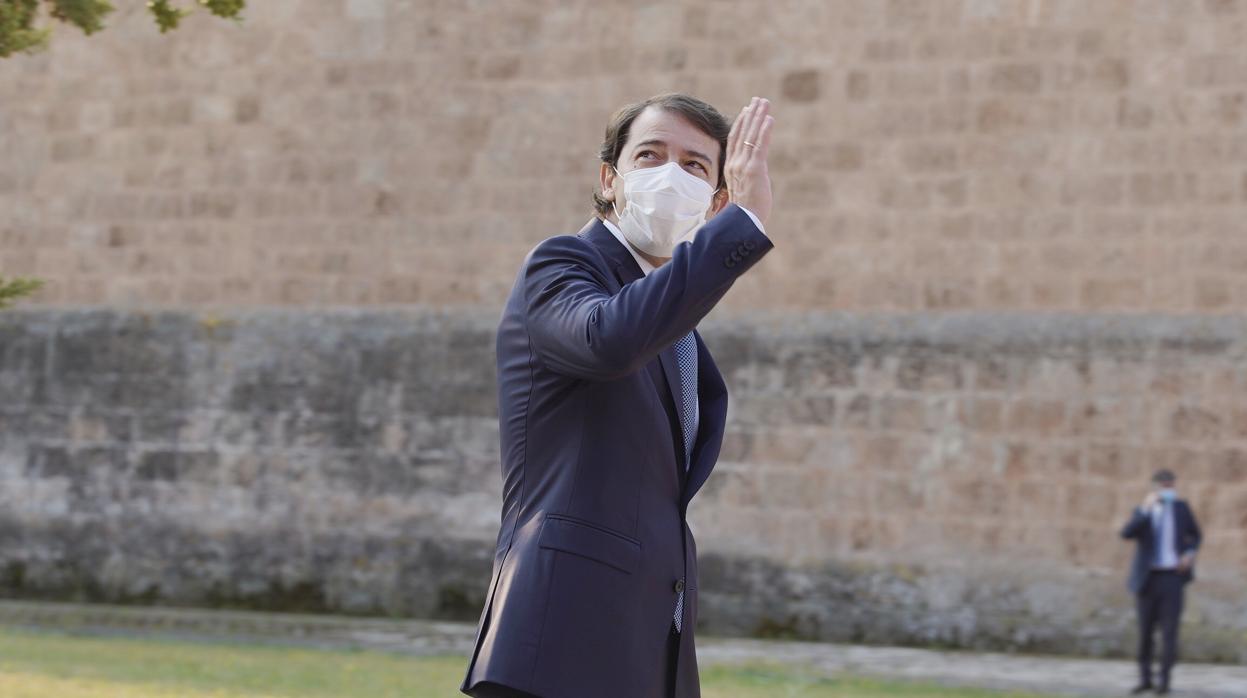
xmin=539 ymin=516 xmax=640 ymax=574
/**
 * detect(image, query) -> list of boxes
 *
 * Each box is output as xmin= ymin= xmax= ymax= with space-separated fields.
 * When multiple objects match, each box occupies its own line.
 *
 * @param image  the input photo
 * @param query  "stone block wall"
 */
xmin=1 ymin=0 xmax=1246 ymax=664
xmin=0 ymin=309 xmax=502 ymax=618
xmin=1 ymin=1 xmax=1246 ymax=312
xmin=693 ymin=313 xmax=1247 ymax=660
xmin=1 ymin=309 xmax=1244 ymax=661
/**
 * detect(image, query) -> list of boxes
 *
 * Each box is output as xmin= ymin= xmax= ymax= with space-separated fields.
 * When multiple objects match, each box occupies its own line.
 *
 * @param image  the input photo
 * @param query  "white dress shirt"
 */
xmin=1151 ymin=496 xmax=1179 ymax=570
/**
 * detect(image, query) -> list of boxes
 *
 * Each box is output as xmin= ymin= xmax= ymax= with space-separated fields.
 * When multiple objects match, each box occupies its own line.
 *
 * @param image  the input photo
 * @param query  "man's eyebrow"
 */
xmin=632 ymin=139 xmax=668 ymax=152
xmin=632 ymin=139 xmax=713 ymax=165
xmin=683 ymin=149 xmax=713 ymax=165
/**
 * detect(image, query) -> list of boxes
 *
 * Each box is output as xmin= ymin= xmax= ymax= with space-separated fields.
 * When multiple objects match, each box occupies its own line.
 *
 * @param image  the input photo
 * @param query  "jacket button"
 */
xmin=736 ymin=243 xmax=748 ymax=255
xmin=674 ymin=579 xmax=685 ymax=593
xmin=724 ymin=258 xmax=736 ymax=268
xmin=730 ymin=251 xmax=742 ymax=262
xmin=744 ymin=240 xmax=757 ymax=251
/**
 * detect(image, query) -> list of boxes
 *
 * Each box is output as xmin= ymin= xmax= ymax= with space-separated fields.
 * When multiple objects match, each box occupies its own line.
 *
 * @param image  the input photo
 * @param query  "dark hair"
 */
xmin=1152 ymin=469 xmax=1176 ymax=484
xmin=592 ymin=93 xmax=731 ymax=217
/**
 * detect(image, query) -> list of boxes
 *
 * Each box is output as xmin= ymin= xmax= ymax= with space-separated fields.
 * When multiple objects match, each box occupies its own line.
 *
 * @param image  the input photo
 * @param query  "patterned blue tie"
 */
xmin=672 ymin=331 xmax=698 ymax=632
xmin=674 ymin=331 xmax=699 ymax=472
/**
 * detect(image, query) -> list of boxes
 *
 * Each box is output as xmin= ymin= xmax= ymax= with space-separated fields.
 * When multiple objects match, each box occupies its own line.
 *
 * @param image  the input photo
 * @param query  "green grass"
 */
xmin=0 ymin=626 xmax=1067 ymax=698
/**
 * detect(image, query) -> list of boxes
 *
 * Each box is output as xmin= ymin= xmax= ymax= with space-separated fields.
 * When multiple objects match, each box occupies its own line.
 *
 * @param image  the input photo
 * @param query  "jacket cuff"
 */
xmin=735 ymin=204 xmax=767 ymax=236
xmin=710 ymin=204 xmax=773 ymax=273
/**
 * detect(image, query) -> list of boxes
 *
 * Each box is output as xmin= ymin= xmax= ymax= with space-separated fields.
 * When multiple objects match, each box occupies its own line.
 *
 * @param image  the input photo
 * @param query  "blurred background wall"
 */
xmin=1 ymin=0 xmax=1245 ymax=660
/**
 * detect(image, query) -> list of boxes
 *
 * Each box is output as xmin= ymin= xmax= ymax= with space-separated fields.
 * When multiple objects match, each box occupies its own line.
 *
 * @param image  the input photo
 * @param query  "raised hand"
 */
xmin=724 ymin=97 xmax=775 ymax=226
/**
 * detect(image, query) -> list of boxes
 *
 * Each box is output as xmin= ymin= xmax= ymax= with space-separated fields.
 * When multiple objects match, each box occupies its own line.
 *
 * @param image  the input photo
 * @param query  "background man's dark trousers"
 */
xmin=1136 ymin=570 xmax=1183 ymax=690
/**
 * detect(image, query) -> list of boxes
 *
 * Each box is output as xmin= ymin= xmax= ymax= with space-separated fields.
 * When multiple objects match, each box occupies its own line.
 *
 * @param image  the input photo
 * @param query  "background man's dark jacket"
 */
xmin=1119 ymin=499 xmax=1202 ymax=593
xmin=462 ymin=205 xmax=771 ymax=698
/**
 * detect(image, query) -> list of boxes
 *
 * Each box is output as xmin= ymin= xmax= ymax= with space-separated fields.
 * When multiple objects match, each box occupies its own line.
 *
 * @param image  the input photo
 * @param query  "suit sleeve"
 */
xmin=1120 ymin=508 xmax=1150 ymax=540
xmin=1182 ymin=502 xmax=1202 ymax=553
xmin=523 ymin=204 xmax=772 ymax=381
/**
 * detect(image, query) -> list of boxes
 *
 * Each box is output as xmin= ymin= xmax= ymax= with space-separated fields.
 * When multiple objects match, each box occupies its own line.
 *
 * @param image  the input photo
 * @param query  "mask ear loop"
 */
xmin=706 ymin=183 xmax=724 ymax=221
xmin=611 ymin=165 xmax=624 ymax=220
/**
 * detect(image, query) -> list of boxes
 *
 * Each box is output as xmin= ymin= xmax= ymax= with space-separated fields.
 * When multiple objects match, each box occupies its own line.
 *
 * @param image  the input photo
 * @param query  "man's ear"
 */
xmin=706 ymin=186 xmax=730 ymax=219
xmin=600 ymin=163 xmax=617 ymax=206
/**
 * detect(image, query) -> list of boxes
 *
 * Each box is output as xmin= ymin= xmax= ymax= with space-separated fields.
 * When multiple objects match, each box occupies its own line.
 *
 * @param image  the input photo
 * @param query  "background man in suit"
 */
xmin=1119 ymin=469 xmax=1203 ymax=695
xmin=461 ymin=93 xmax=776 ymax=698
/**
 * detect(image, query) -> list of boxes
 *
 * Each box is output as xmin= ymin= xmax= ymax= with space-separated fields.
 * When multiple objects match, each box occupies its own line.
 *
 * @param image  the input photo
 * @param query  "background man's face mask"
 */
xmin=612 ymin=162 xmax=716 ymax=258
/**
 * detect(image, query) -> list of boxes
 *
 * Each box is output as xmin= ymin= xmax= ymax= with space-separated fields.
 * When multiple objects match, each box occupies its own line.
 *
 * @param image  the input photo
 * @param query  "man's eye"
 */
xmin=637 ymin=150 xmax=658 ymax=160
xmin=687 ymin=161 xmax=706 ymax=172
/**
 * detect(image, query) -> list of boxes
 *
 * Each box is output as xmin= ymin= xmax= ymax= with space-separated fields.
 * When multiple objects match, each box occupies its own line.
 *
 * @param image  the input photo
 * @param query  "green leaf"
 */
xmin=48 ymin=0 xmax=115 ymax=35
xmin=200 ymin=0 xmax=245 ymax=20
xmin=0 ymin=276 xmax=45 ymax=309
xmin=0 ymin=0 xmax=48 ymax=57
xmin=1 ymin=0 xmax=244 ymax=56
xmin=147 ymin=0 xmax=191 ymax=33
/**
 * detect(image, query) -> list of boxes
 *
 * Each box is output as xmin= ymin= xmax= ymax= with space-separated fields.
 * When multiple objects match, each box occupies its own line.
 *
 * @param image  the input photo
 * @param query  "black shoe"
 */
xmin=1130 ymin=685 xmax=1153 ymax=695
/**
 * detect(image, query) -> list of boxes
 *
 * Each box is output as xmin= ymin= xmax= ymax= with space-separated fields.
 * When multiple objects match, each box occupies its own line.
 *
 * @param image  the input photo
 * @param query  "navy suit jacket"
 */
xmin=461 ymin=205 xmax=772 ymax=698
xmin=1119 ymin=499 xmax=1202 ymax=594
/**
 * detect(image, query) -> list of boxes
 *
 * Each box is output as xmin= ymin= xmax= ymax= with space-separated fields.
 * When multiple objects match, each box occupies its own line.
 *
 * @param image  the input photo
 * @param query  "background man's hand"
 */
xmin=1177 ymin=553 xmax=1195 ymax=573
xmin=1141 ymin=492 xmax=1159 ymax=510
xmin=725 ymin=97 xmax=774 ymax=225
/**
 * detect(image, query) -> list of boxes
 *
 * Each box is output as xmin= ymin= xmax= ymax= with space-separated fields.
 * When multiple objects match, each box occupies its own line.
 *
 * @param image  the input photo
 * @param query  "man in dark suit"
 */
xmin=461 ymin=93 xmax=776 ymax=698
xmin=1119 ymin=469 xmax=1203 ymax=695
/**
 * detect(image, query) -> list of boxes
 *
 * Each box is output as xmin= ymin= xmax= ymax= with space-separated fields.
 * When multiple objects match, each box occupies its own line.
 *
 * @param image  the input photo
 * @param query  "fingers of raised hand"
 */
xmin=753 ymin=114 xmax=775 ymax=159
xmin=739 ymin=97 xmax=760 ymax=143
xmin=727 ymin=98 xmax=771 ymax=183
xmin=726 ymin=103 xmax=755 ymax=174
xmin=727 ymin=105 xmax=746 ymax=158
xmin=742 ymin=98 xmax=770 ymax=152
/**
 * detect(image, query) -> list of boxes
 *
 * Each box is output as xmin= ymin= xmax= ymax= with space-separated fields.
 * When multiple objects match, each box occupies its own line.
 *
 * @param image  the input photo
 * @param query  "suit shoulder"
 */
xmin=523 ymin=234 xmax=610 ymax=273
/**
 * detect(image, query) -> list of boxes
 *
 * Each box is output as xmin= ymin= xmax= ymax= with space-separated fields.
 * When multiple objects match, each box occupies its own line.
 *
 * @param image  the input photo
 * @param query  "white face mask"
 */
xmin=612 ymin=162 xmax=716 ymax=258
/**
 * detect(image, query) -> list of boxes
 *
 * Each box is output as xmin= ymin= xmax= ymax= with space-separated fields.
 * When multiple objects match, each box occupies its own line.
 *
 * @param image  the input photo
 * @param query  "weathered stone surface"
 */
xmin=0 ymin=308 xmax=1244 ymax=663
xmin=4 ymin=3 xmax=1247 ymax=313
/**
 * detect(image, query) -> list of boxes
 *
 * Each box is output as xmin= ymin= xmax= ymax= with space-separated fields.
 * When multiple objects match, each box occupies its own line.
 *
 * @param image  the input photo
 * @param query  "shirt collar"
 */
xmin=601 ymin=217 xmax=655 ymax=277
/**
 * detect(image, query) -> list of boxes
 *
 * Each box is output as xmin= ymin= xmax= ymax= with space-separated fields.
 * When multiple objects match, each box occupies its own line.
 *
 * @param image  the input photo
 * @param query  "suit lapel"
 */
xmin=657 ymin=346 xmax=689 ymax=464
xmin=682 ymin=331 xmax=727 ymax=509
xmin=1175 ymin=501 xmax=1191 ymax=546
xmin=583 ymin=218 xmax=690 ymax=470
xmin=582 ymin=218 xmax=637 ymax=284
